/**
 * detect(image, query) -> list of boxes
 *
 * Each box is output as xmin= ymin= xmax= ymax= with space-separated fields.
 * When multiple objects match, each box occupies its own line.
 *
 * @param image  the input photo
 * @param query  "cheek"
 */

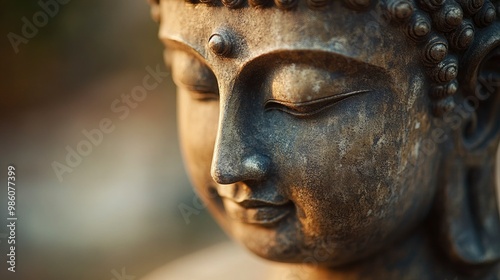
xmin=177 ymin=90 xmax=219 ymax=189
xmin=275 ymin=91 xmax=436 ymax=240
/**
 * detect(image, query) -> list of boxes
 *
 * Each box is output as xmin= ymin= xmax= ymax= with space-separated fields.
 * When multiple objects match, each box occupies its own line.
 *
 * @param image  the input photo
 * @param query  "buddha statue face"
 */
xmin=151 ymin=0 xmax=500 ymax=274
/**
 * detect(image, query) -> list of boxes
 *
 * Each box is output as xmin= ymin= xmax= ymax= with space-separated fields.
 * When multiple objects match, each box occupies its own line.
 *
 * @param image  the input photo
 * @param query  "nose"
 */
xmin=211 ymin=152 xmax=270 ymax=184
xmin=210 ymin=92 xmax=270 ymax=185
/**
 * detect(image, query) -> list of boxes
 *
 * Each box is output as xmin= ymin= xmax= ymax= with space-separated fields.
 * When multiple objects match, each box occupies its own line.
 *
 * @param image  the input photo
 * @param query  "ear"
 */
xmin=147 ymin=0 xmax=161 ymax=23
xmin=435 ymin=23 xmax=500 ymax=272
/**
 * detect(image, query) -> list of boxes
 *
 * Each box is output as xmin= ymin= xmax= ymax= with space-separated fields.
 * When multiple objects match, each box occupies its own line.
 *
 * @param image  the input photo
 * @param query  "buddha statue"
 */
xmin=147 ymin=0 xmax=500 ymax=278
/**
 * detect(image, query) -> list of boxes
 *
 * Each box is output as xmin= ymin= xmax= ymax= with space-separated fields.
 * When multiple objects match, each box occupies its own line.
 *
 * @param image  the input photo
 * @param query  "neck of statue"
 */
xmin=268 ymin=225 xmax=477 ymax=280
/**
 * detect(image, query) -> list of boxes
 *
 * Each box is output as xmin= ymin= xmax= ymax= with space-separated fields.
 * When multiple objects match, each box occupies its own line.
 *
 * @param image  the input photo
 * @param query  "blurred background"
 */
xmin=0 ymin=1 xmax=227 ymax=279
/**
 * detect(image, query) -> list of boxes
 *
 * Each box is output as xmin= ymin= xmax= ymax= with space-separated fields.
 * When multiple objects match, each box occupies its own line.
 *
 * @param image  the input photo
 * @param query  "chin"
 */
xmin=226 ymin=219 xmax=357 ymax=266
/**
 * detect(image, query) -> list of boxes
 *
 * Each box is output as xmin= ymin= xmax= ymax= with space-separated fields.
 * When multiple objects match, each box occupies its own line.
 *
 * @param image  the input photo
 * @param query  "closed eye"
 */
xmin=170 ymin=50 xmax=219 ymax=101
xmin=182 ymin=84 xmax=219 ymax=101
xmin=264 ymin=90 xmax=370 ymax=117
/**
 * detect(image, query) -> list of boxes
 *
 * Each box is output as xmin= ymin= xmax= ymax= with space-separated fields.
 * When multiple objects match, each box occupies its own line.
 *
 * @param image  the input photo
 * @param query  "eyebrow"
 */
xmin=162 ymin=37 xmax=388 ymax=73
xmin=239 ymin=49 xmax=387 ymax=74
xmin=162 ymin=38 xmax=207 ymax=66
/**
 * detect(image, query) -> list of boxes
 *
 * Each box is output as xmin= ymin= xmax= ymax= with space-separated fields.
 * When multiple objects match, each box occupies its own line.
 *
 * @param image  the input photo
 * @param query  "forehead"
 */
xmin=159 ymin=0 xmax=409 ymax=70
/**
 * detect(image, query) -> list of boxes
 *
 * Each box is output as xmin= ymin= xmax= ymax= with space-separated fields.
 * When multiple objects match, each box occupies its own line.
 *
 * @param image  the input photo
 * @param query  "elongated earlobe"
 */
xmin=435 ymin=155 xmax=500 ymax=270
xmin=434 ymin=22 xmax=500 ymax=274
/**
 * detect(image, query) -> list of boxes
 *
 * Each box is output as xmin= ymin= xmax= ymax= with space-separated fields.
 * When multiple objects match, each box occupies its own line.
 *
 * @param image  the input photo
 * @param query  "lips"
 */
xmin=222 ymin=197 xmax=294 ymax=226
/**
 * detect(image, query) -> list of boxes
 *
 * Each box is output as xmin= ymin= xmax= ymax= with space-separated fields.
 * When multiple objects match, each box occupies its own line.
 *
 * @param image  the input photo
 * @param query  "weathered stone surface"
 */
xmin=148 ymin=0 xmax=500 ymax=278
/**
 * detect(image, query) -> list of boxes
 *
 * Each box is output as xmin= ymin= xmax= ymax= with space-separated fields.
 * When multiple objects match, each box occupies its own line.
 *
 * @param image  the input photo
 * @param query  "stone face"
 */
xmin=149 ymin=0 xmax=500 ymax=278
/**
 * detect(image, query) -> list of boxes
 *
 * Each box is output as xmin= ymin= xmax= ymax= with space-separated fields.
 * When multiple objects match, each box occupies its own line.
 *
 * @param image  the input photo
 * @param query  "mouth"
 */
xmin=221 ymin=197 xmax=294 ymax=226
